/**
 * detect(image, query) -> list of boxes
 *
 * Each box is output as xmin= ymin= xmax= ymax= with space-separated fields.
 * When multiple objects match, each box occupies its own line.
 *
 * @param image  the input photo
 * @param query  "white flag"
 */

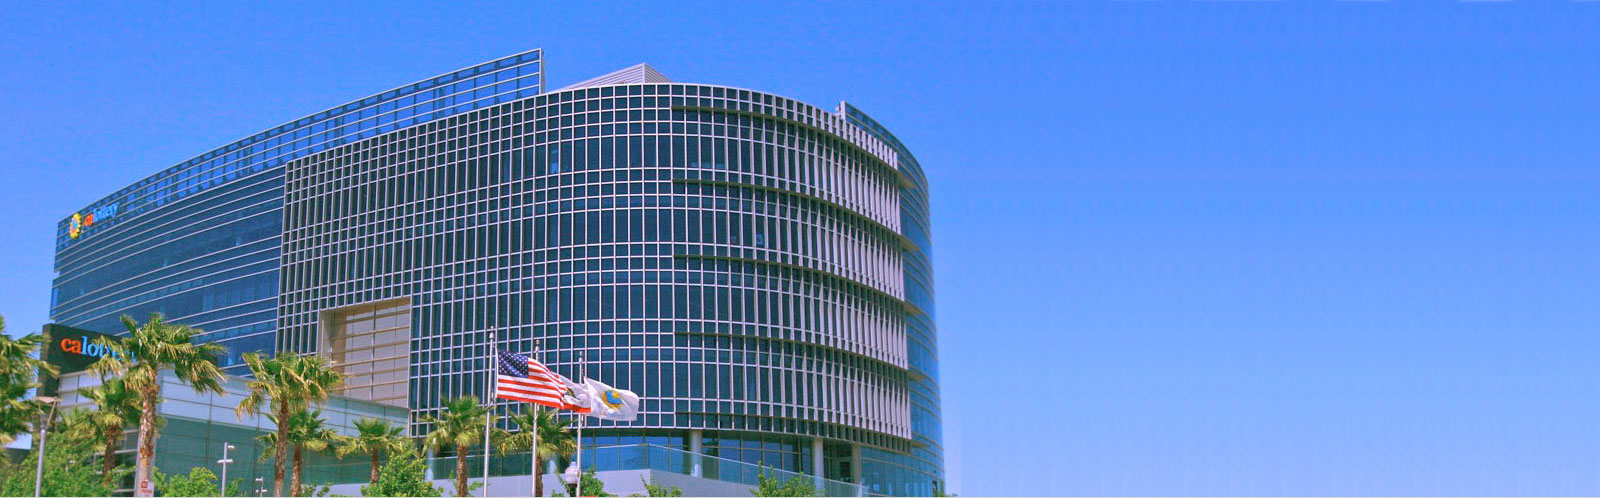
xmin=561 ymin=375 xmax=593 ymax=414
xmin=579 ymin=378 xmax=640 ymax=421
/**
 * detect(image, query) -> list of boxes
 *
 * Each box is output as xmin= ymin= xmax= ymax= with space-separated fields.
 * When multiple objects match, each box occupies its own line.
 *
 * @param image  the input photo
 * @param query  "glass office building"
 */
xmin=50 ymin=51 xmax=941 ymax=495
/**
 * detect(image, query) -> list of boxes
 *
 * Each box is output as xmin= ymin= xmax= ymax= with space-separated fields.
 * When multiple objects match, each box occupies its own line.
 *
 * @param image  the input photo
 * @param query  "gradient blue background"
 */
xmin=3 ymin=2 xmax=1598 ymax=496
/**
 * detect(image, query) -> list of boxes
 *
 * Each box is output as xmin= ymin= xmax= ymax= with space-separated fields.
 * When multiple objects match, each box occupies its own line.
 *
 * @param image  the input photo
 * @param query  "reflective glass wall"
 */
xmin=281 ymin=80 xmax=938 ymax=495
xmin=51 ymin=50 xmax=543 ymax=373
xmin=844 ymin=104 xmax=945 ymax=496
xmin=530 ymin=83 xmax=914 ymax=448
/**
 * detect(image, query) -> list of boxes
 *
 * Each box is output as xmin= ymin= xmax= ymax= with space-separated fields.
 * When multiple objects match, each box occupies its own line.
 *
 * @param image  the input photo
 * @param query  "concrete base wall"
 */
xmin=642 ymin=469 xmax=762 ymax=497
xmin=327 ymin=469 xmax=759 ymax=497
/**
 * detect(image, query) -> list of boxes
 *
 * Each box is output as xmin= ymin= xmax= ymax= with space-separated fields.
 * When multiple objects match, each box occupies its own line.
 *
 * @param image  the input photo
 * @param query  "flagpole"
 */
xmin=574 ymin=350 xmax=586 ymax=493
xmin=484 ymin=327 xmax=496 ymax=498
xmin=531 ymin=345 xmax=541 ymax=498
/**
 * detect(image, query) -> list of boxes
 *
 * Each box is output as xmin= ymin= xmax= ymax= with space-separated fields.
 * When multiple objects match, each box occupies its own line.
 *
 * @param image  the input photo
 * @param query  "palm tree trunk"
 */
xmin=534 ymin=455 xmax=544 ymax=497
xmin=291 ymin=445 xmax=303 ymax=497
xmin=274 ymin=405 xmax=290 ymax=497
xmin=370 ymin=449 xmax=381 ymax=485
xmin=102 ymin=424 xmax=120 ymax=488
xmin=135 ymin=389 xmax=159 ymax=496
xmin=455 ymin=448 xmax=469 ymax=497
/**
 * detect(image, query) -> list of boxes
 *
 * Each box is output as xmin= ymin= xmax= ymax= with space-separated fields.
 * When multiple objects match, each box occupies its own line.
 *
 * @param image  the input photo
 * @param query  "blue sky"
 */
xmin=3 ymin=2 xmax=1598 ymax=496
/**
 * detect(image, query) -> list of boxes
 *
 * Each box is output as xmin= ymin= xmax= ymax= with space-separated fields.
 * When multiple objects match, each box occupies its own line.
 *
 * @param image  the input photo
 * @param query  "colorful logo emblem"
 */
xmin=69 ymin=213 xmax=84 ymax=239
xmin=67 ymin=203 xmax=118 ymax=240
xmin=602 ymin=389 xmax=625 ymax=409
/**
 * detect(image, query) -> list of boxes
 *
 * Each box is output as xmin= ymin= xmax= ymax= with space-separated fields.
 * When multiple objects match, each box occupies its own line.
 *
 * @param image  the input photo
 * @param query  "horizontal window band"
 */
xmin=671 ymin=328 xmax=910 ymax=378
xmin=670 ymin=105 xmax=915 ymax=189
xmin=674 ymin=253 xmax=924 ymax=317
xmin=673 ymin=410 xmax=916 ymax=454
xmin=671 ymin=177 xmax=918 ymax=252
xmin=908 ymin=368 xmax=929 ymax=382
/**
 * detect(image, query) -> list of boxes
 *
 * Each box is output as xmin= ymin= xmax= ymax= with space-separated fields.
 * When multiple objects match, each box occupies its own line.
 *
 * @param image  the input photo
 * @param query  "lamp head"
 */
xmin=562 ymin=462 xmax=581 ymax=485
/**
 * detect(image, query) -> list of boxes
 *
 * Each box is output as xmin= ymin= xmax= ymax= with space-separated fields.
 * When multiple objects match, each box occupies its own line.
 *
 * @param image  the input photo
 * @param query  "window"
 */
xmin=323 ymin=299 xmax=412 ymax=407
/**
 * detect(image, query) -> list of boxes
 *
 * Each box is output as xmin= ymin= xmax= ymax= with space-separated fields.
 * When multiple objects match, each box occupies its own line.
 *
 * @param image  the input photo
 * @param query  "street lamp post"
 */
xmin=254 ymin=477 xmax=265 ymax=497
xmin=33 ymin=396 xmax=59 ymax=498
xmin=561 ymin=462 xmax=581 ymax=497
xmin=217 ymin=443 xmax=235 ymax=496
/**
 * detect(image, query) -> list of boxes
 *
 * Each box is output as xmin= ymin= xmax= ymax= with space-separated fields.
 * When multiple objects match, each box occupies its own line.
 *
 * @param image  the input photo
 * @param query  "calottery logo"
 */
xmin=58 ymin=335 xmax=134 ymax=361
xmin=68 ymin=203 xmax=118 ymax=239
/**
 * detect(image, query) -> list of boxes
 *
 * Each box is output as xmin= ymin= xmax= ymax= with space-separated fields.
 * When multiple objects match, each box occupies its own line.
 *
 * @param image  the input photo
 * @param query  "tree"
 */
xmin=152 ymin=466 xmax=221 ymax=497
xmin=77 ymin=376 xmax=141 ymax=488
xmin=297 ymin=411 xmax=340 ymax=497
xmin=55 ymin=407 xmax=114 ymax=478
xmin=256 ymin=415 xmax=291 ymax=494
xmin=86 ymin=313 xmax=226 ymax=496
xmin=236 ymin=352 xmax=344 ymax=497
xmin=259 ymin=409 xmax=339 ymax=497
xmin=750 ymin=466 xmax=820 ymax=497
xmin=58 ymin=407 xmax=115 ymax=466
xmin=57 ymin=407 xmax=100 ymax=446
xmin=295 ymin=483 xmax=337 ymax=497
xmin=360 ymin=447 xmax=443 ymax=498
xmin=0 ymin=316 xmax=57 ymax=446
xmin=633 ymin=477 xmax=683 ymax=497
xmin=420 ymin=396 xmax=502 ymax=497
xmin=337 ymin=417 xmax=410 ymax=486
xmin=554 ymin=468 xmax=613 ymax=497
xmin=0 ymin=418 xmax=119 ymax=497
xmin=146 ymin=467 xmax=298 ymax=498
xmin=496 ymin=408 xmax=575 ymax=497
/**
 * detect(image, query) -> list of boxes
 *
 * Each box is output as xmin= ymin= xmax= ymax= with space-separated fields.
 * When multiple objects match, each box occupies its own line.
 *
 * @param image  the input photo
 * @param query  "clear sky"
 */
xmin=2 ymin=2 xmax=1598 ymax=496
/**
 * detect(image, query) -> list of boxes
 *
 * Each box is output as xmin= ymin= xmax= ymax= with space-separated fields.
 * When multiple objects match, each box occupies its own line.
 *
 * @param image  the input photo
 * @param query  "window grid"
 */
xmin=276 ymin=82 xmax=932 ymax=487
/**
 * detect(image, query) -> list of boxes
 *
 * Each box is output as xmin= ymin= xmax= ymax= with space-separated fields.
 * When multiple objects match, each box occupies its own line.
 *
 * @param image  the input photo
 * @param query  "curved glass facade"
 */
xmin=844 ymin=104 xmax=943 ymax=496
xmin=52 ymin=54 xmax=940 ymax=495
xmin=50 ymin=49 xmax=543 ymax=373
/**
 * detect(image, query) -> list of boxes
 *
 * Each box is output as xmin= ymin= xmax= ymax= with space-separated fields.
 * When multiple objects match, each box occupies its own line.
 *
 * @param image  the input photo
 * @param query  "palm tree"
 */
xmin=236 ymin=352 xmax=344 ymax=497
xmin=294 ymin=410 xmax=339 ymax=497
xmin=497 ymin=408 xmax=576 ymax=497
xmin=0 ymin=317 xmax=56 ymax=378
xmin=256 ymin=415 xmax=289 ymax=492
xmin=86 ymin=313 xmax=226 ymax=496
xmin=0 ymin=380 xmax=40 ymax=447
xmin=0 ymin=316 xmax=57 ymax=445
xmin=58 ymin=407 xmax=98 ymax=443
xmin=337 ymin=417 xmax=410 ymax=486
xmin=258 ymin=409 xmax=339 ymax=497
xmin=421 ymin=396 xmax=502 ymax=497
xmin=79 ymin=377 xmax=141 ymax=487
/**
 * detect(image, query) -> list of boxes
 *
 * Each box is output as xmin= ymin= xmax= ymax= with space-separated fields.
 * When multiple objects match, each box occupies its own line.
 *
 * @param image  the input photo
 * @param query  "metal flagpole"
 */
xmin=530 ymin=346 xmax=540 ymax=498
xmin=484 ymin=327 xmax=496 ymax=498
xmin=574 ymin=351 xmax=586 ymax=494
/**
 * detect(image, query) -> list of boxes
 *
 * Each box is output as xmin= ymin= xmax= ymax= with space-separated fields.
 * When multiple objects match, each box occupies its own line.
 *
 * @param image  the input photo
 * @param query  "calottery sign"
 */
xmin=39 ymin=324 xmax=125 ymax=397
xmin=56 ymin=334 xmax=134 ymax=361
xmin=68 ymin=203 xmax=118 ymax=239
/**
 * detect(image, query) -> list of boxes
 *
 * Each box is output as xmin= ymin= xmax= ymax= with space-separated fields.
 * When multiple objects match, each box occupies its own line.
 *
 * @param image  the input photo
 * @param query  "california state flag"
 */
xmin=577 ymin=378 xmax=640 ymax=421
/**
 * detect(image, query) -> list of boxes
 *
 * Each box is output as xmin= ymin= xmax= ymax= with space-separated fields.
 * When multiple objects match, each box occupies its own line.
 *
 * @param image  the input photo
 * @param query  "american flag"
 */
xmin=495 ymin=350 xmax=586 ymax=411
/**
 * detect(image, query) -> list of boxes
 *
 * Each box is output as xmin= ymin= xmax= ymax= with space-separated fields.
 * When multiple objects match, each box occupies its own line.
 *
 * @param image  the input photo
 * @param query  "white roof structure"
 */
xmin=559 ymin=63 xmax=672 ymax=91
